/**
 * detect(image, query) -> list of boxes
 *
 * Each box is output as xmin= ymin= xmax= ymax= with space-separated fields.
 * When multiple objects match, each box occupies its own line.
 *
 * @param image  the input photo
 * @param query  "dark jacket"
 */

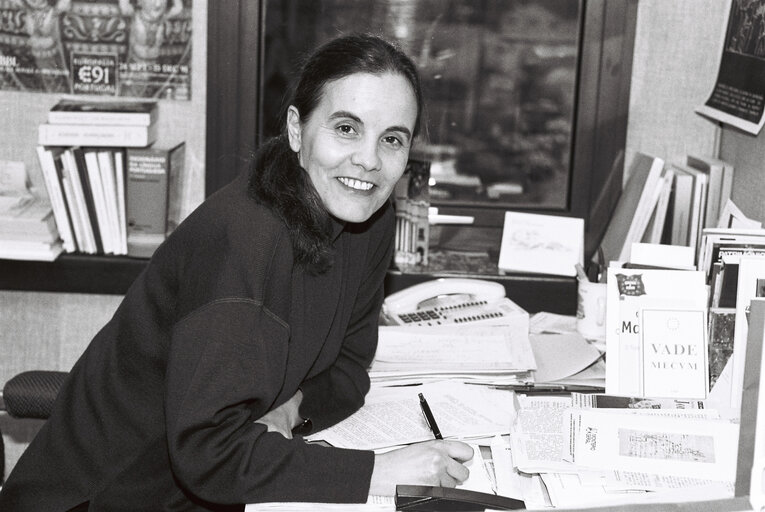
xmin=0 ymin=169 xmax=394 ymax=511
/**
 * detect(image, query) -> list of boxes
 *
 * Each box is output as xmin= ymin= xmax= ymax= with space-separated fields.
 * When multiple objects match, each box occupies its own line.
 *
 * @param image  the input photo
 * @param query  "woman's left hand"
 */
xmin=253 ymin=389 xmax=303 ymax=439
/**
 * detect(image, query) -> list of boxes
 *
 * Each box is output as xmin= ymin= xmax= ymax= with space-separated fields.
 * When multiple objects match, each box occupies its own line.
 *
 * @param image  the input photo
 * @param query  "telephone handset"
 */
xmin=381 ymin=278 xmax=527 ymax=328
xmin=395 ymin=485 xmax=525 ymax=510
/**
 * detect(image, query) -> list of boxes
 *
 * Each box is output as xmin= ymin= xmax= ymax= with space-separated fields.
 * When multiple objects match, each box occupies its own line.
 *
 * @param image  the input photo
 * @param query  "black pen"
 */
xmin=418 ymin=392 xmax=443 ymax=439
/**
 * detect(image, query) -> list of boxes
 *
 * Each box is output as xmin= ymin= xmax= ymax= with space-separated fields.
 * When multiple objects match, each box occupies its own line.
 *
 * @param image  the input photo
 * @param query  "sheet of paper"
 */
xmin=509 ymin=395 xmax=576 ymax=473
xmin=374 ymin=324 xmax=536 ymax=372
xmin=529 ymin=311 xmax=577 ymax=335
xmin=570 ymin=409 xmax=738 ymax=481
xmin=529 ymin=332 xmax=602 ymax=383
xmin=630 ymin=242 xmax=695 ymax=268
xmin=307 ymin=381 xmax=515 ymax=450
xmin=489 ymin=435 xmax=526 ymax=500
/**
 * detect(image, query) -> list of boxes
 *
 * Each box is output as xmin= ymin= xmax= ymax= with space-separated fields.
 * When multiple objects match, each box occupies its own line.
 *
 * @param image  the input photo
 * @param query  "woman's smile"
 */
xmin=337 ymin=176 xmax=375 ymax=192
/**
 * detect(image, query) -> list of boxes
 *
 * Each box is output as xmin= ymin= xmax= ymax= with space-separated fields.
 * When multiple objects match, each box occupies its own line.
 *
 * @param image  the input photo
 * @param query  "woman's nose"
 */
xmin=351 ymin=138 xmax=382 ymax=172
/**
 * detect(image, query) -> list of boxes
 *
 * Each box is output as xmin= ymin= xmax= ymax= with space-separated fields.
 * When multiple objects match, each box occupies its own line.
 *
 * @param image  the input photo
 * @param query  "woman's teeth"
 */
xmin=338 ymin=177 xmax=373 ymax=191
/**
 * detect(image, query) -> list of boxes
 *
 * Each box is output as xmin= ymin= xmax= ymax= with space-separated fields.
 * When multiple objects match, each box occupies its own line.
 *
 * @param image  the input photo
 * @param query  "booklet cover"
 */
xmin=498 ymin=211 xmax=584 ymax=277
xmin=640 ymin=303 xmax=708 ymax=399
xmin=605 ymin=267 xmax=707 ymax=397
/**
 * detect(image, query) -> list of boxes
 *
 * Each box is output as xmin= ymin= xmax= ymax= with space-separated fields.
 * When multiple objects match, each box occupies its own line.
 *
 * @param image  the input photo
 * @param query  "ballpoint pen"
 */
xmin=418 ymin=392 xmax=443 ymax=440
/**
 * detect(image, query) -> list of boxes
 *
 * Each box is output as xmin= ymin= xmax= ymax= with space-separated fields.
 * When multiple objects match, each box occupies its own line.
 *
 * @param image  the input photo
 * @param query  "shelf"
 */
xmin=0 ymin=254 xmax=148 ymax=295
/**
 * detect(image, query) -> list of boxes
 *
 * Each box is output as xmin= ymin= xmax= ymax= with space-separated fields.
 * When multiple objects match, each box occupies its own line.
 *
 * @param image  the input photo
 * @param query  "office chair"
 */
xmin=0 ymin=370 xmax=67 ymax=483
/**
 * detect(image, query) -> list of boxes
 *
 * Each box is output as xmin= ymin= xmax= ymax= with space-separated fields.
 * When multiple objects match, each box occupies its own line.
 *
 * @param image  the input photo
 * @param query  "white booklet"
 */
xmin=498 ymin=211 xmax=584 ymax=277
xmin=605 ymin=267 xmax=707 ymax=397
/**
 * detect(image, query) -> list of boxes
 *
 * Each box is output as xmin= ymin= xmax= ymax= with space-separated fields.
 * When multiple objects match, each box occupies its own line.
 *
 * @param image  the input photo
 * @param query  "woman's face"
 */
xmin=287 ymin=72 xmax=418 ymax=223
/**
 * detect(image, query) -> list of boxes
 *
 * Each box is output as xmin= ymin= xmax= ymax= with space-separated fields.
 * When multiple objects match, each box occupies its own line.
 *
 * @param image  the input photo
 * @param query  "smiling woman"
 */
xmin=286 ymin=72 xmax=417 ymax=223
xmin=0 ymin=33 xmax=474 ymax=511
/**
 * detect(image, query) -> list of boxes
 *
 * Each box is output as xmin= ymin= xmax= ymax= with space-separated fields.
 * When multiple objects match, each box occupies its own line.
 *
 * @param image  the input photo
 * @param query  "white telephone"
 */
xmin=381 ymin=277 xmax=528 ymax=328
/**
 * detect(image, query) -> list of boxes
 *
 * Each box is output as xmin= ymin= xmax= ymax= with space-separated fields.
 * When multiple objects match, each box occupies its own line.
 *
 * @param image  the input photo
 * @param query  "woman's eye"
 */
xmin=337 ymin=124 xmax=357 ymax=136
xmin=383 ymin=135 xmax=404 ymax=148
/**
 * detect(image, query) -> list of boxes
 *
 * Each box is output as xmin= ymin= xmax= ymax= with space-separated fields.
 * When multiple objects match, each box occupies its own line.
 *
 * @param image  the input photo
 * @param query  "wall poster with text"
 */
xmin=0 ymin=0 xmax=192 ymax=100
xmin=697 ymin=0 xmax=765 ymax=135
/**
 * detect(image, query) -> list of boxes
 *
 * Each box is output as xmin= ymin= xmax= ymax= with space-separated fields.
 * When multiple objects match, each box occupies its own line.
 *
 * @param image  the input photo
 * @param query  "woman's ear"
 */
xmin=286 ymin=106 xmax=302 ymax=153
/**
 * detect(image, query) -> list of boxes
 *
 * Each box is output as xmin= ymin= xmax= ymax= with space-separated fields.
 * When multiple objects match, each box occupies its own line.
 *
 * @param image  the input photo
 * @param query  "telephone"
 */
xmin=381 ymin=277 xmax=528 ymax=329
xmin=395 ymin=485 xmax=525 ymax=511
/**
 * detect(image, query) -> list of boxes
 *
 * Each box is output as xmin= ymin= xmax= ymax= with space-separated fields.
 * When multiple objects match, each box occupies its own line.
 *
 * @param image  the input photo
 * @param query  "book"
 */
xmin=126 ymin=142 xmax=185 ymax=257
xmin=597 ymin=152 xmax=665 ymax=264
xmin=0 ymin=195 xmax=57 ymax=239
xmin=669 ymin=171 xmax=695 ymax=246
xmin=687 ymin=154 xmax=734 ymax=229
xmin=0 ymin=238 xmax=64 ymax=261
xmin=497 ymin=211 xmax=584 ymax=277
xmin=83 ymin=149 xmax=113 ymax=254
xmin=38 ymin=122 xmax=158 ymax=147
xmin=113 ymin=149 xmax=128 ymax=255
xmin=36 ymin=146 xmax=76 ymax=253
xmin=671 ymin=163 xmax=709 ymax=258
xmin=71 ymin=147 xmax=104 ymax=254
xmin=604 ymin=266 xmax=707 ymax=397
xmin=639 ymin=299 xmax=708 ymax=399
xmin=96 ymin=149 xmax=124 ymax=255
xmin=61 ymin=148 xmax=97 ymax=253
xmin=48 ymin=99 xmax=158 ymax=126
xmin=644 ymin=167 xmax=674 ymax=244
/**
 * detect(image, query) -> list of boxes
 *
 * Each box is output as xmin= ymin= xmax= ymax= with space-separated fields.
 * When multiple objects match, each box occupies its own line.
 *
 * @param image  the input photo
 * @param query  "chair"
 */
xmin=0 ymin=371 xmax=67 ymax=483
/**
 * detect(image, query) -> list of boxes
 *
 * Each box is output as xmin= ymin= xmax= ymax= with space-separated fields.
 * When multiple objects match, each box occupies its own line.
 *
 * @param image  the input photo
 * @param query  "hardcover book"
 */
xmin=597 ymin=152 xmax=665 ymax=264
xmin=38 ymin=122 xmax=158 ymax=148
xmin=126 ymin=142 xmax=185 ymax=258
xmin=48 ymin=100 xmax=158 ymax=126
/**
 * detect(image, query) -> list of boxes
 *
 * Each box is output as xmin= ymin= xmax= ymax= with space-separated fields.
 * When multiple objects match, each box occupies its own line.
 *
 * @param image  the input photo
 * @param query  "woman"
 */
xmin=0 ymin=34 xmax=473 ymax=510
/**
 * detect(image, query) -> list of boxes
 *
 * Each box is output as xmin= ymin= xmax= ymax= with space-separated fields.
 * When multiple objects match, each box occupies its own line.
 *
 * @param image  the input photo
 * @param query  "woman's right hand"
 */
xmin=368 ymin=440 xmax=474 ymax=497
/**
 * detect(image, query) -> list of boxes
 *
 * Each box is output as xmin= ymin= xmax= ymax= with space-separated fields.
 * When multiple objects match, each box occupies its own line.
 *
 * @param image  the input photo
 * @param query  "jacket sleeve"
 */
xmin=298 ymin=211 xmax=396 ymax=432
xmin=164 ymin=299 xmax=374 ymax=505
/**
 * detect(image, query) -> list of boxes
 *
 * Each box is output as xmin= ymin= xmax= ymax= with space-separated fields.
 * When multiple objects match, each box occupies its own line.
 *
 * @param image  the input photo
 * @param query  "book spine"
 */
xmin=48 ymin=112 xmax=153 ymax=126
xmin=126 ymin=148 xmax=170 ymax=257
xmin=113 ymin=149 xmax=128 ymax=255
xmin=83 ymin=149 xmax=113 ymax=254
xmin=36 ymin=146 xmax=76 ymax=252
xmin=38 ymin=123 xmax=157 ymax=147
xmin=61 ymin=149 xmax=95 ymax=253
xmin=97 ymin=149 xmax=124 ymax=255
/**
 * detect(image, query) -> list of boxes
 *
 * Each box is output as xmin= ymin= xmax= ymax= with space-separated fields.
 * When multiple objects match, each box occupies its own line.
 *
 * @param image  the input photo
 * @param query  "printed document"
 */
xmin=306 ymin=381 xmax=515 ymax=450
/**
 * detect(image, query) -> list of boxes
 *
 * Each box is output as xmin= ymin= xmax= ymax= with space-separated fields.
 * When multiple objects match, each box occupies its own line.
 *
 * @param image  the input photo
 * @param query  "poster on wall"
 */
xmin=0 ymin=0 xmax=192 ymax=100
xmin=697 ymin=0 xmax=765 ymax=135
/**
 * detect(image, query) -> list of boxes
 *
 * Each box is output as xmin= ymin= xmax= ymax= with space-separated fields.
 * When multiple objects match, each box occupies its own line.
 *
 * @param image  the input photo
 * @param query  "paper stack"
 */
xmin=370 ymin=323 xmax=537 ymax=387
xmin=0 ymin=161 xmax=63 ymax=261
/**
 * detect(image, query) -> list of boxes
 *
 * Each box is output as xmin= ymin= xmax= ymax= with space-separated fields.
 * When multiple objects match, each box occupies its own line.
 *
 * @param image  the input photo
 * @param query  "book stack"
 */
xmin=0 ymin=195 xmax=63 ymax=261
xmin=35 ymin=99 xmax=182 ymax=258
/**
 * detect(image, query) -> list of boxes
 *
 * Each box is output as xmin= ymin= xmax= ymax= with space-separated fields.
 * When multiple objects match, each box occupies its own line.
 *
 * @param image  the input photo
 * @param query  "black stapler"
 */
xmin=395 ymin=485 xmax=525 ymax=511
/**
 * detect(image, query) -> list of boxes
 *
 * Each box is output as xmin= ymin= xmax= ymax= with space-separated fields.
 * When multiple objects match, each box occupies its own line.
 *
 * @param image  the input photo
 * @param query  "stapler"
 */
xmin=395 ymin=485 xmax=525 ymax=511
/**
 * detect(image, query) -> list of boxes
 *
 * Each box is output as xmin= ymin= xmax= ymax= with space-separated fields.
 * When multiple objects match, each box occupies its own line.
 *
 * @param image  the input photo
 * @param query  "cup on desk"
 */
xmin=576 ymin=278 xmax=607 ymax=341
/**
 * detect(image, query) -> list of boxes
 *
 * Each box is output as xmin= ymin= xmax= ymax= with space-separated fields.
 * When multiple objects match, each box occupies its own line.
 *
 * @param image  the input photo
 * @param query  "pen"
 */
xmin=418 ymin=392 xmax=443 ymax=439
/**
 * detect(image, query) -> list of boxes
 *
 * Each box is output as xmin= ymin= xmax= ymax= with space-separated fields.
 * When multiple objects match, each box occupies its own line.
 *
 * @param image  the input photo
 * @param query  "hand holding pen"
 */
xmin=418 ymin=392 xmax=443 ymax=439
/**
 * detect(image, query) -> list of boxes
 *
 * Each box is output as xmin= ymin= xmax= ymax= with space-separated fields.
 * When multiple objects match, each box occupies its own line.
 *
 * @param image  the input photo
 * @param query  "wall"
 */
xmin=625 ymin=0 xmax=765 ymax=225
xmin=0 ymin=0 xmax=208 ymax=480
xmin=624 ymin=0 xmax=728 ymax=181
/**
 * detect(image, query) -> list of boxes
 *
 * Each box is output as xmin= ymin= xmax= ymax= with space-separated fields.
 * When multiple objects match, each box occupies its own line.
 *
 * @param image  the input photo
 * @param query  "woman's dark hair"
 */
xmin=250 ymin=33 xmax=422 ymax=275
xmin=289 ymin=33 xmax=423 ymax=138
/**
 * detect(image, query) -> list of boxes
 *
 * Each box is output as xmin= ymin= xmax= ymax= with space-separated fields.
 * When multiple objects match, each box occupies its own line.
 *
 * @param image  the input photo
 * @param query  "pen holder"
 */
xmin=576 ymin=278 xmax=607 ymax=342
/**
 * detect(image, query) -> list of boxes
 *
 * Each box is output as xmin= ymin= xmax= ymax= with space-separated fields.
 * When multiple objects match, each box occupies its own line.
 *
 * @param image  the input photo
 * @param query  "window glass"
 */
xmin=262 ymin=0 xmax=581 ymax=211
